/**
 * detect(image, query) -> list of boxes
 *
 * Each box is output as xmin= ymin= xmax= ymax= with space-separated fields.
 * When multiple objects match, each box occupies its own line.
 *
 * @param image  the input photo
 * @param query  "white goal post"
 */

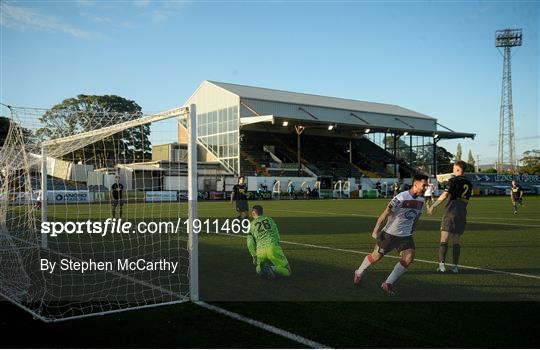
xmin=187 ymin=105 xmax=198 ymax=302
xmin=0 ymin=103 xmax=198 ymax=321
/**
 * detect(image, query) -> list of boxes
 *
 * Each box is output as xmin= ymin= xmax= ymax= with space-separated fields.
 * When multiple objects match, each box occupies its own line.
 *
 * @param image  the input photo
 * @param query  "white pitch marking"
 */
xmin=212 ymin=232 xmax=540 ymax=281
xmin=196 ymin=301 xmax=330 ymax=349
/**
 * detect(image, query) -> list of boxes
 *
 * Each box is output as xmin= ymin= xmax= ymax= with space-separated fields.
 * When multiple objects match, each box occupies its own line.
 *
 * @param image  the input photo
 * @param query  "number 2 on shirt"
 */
xmin=461 ymin=184 xmax=469 ymax=199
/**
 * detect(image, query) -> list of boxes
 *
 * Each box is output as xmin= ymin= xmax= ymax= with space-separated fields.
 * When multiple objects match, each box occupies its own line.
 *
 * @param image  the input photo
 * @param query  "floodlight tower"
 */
xmin=495 ymin=28 xmax=522 ymax=173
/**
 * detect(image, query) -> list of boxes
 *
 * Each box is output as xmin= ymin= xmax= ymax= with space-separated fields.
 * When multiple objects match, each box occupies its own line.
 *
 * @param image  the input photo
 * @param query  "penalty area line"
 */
xmin=214 ymin=232 xmax=540 ymax=281
xmin=195 ymin=301 xmax=330 ymax=349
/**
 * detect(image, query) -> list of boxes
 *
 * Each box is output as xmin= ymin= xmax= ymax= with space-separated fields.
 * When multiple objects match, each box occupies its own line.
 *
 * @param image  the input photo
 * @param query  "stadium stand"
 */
xmin=238 ymin=131 xmax=417 ymax=179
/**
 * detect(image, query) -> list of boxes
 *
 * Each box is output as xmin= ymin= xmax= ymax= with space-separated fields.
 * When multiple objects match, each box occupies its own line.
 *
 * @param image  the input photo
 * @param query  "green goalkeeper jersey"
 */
xmin=247 ymin=215 xmax=281 ymax=257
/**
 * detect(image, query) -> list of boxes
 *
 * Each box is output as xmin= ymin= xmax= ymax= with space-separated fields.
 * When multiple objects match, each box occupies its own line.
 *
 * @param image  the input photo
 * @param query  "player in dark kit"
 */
xmin=231 ymin=176 xmax=249 ymax=219
xmin=510 ymin=180 xmax=524 ymax=214
xmin=428 ymin=160 xmax=472 ymax=274
xmin=110 ymin=175 xmax=125 ymax=219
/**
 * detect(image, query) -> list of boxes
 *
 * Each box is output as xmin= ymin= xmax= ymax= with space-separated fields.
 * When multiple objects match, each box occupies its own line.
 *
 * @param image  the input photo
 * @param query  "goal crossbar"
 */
xmin=41 ymin=106 xmax=188 ymax=147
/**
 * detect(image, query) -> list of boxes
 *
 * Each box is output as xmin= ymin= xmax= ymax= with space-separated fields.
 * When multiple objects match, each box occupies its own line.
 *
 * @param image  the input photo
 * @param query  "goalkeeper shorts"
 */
xmin=255 ymin=245 xmax=291 ymax=277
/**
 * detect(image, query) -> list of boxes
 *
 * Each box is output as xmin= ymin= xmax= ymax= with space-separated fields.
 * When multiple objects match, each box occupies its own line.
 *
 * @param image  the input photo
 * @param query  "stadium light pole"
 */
xmin=495 ymin=28 xmax=522 ymax=173
xmin=187 ymin=104 xmax=198 ymax=302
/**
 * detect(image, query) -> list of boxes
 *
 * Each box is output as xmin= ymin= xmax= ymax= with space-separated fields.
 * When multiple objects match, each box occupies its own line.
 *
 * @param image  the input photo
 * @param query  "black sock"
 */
xmin=439 ymin=243 xmax=448 ymax=263
xmin=452 ymin=244 xmax=461 ymax=266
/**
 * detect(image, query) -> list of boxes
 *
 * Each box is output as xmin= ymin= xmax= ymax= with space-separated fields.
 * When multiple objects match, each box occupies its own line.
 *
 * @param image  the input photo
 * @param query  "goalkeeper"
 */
xmin=247 ymin=205 xmax=291 ymax=278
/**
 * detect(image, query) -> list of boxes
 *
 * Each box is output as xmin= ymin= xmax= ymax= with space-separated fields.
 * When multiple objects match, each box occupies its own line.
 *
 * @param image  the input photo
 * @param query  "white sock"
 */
xmin=356 ymin=256 xmax=372 ymax=275
xmin=385 ymin=262 xmax=407 ymax=284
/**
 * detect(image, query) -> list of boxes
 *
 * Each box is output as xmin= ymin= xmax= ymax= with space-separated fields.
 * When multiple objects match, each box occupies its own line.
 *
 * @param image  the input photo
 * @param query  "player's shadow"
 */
xmin=418 ymin=220 xmax=519 ymax=232
xmin=463 ymin=243 xmax=540 ymax=249
xmin=463 ymin=222 xmax=527 ymax=231
xmin=199 ymin=237 xmax=540 ymax=302
xmin=438 ymin=267 xmax=540 ymax=277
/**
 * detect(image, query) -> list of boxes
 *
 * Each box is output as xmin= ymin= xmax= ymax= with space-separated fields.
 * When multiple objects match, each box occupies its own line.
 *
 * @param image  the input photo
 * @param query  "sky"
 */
xmin=1 ymin=0 xmax=538 ymax=166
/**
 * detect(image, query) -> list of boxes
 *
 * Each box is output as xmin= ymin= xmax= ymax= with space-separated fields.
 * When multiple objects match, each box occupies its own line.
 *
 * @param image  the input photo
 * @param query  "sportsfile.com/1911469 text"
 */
xmin=40 ymin=218 xmax=251 ymax=237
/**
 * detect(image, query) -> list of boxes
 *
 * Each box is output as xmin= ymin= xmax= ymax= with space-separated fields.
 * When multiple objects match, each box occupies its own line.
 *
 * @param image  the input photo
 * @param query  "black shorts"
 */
xmin=441 ymin=214 xmax=466 ymax=235
xmin=441 ymin=211 xmax=467 ymax=235
xmin=512 ymin=197 xmax=523 ymax=204
xmin=236 ymin=200 xmax=249 ymax=212
xmin=376 ymin=232 xmax=415 ymax=255
xmin=112 ymin=199 xmax=124 ymax=207
xmin=441 ymin=201 xmax=467 ymax=235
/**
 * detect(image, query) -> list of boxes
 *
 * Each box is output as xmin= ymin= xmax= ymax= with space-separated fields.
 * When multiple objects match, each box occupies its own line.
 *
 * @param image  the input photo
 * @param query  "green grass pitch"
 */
xmin=2 ymin=196 xmax=539 ymax=347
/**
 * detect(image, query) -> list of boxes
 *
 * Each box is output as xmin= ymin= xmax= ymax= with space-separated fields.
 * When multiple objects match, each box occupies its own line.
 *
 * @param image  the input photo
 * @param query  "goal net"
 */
xmin=0 ymin=104 xmax=198 ymax=321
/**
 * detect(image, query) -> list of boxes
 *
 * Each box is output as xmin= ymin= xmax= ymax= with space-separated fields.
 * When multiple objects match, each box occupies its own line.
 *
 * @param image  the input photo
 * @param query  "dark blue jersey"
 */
xmin=511 ymin=185 xmax=523 ymax=199
xmin=111 ymin=183 xmax=124 ymax=200
xmin=445 ymin=176 xmax=472 ymax=202
xmin=233 ymin=184 xmax=248 ymax=201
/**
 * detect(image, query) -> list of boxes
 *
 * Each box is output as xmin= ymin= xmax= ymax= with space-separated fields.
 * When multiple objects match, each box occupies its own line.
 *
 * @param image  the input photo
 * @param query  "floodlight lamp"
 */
xmin=282 ymin=121 xmax=289 ymax=126
xmin=365 ymin=128 xmax=371 ymax=134
xmin=328 ymin=125 xmax=334 ymax=131
xmin=495 ymin=28 xmax=522 ymax=47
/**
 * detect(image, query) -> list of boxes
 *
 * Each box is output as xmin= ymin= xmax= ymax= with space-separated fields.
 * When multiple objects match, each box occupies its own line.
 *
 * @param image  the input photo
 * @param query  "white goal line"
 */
xmin=195 ymin=301 xmax=330 ymax=349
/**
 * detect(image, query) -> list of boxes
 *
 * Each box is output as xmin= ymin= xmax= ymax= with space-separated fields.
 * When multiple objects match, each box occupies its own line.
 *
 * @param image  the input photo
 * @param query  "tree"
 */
xmin=436 ymin=145 xmax=455 ymax=174
xmin=463 ymin=162 xmax=475 ymax=173
xmin=519 ymin=149 xmax=540 ymax=175
xmin=0 ymin=116 xmax=10 ymax=147
xmin=37 ymin=95 xmax=151 ymax=167
xmin=0 ymin=116 xmax=33 ymax=147
xmin=384 ymin=135 xmax=416 ymax=163
xmin=455 ymin=143 xmax=462 ymax=162
xmin=415 ymin=144 xmax=455 ymax=174
xmin=467 ymin=150 xmax=475 ymax=167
